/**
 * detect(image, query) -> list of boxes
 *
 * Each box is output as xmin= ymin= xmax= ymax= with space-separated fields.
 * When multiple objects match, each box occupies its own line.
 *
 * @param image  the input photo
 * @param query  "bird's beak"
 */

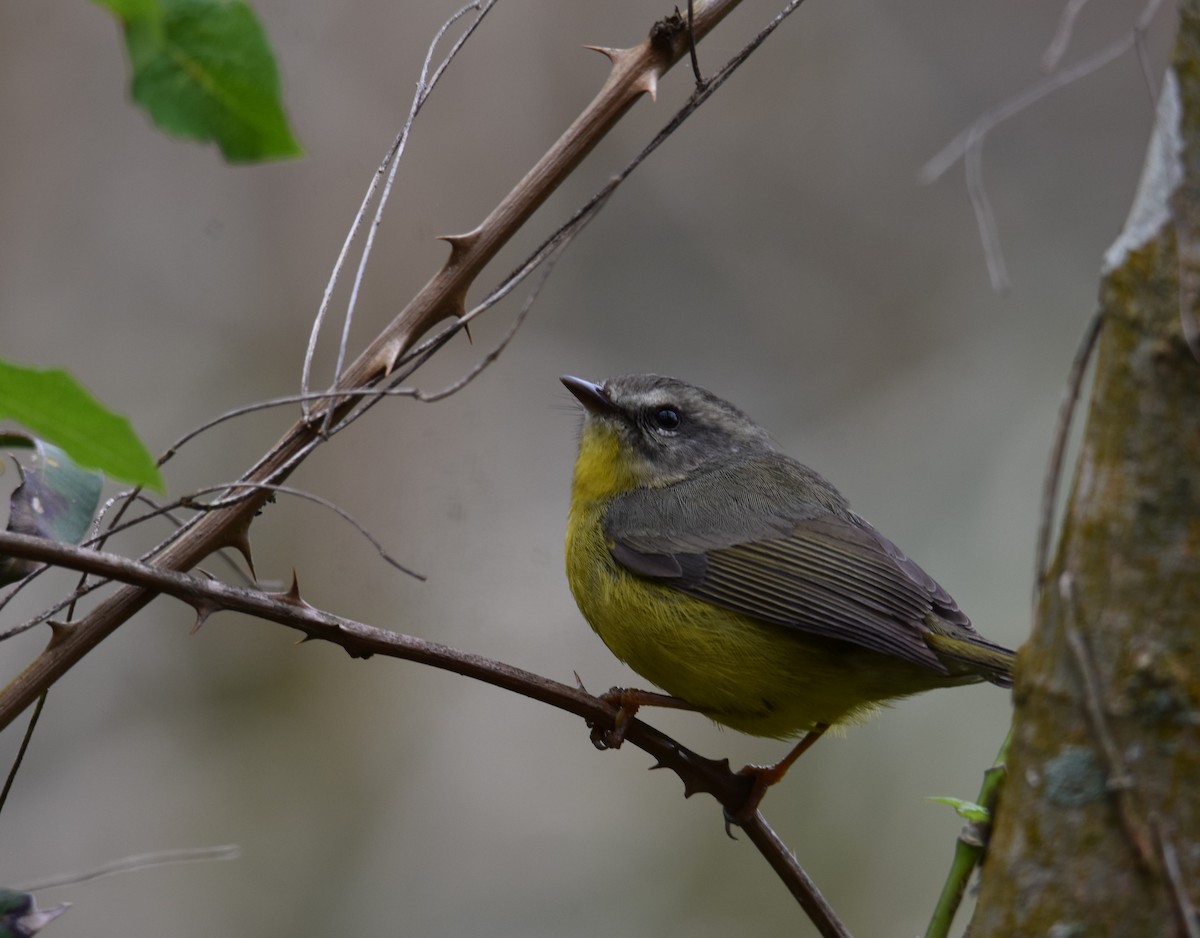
xmin=560 ymin=375 xmax=619 ymax=417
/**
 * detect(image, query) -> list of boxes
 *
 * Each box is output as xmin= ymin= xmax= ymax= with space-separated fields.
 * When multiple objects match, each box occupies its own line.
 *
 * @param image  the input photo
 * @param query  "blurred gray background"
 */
xmin=0 ymin=1 xmax=1174 ymax=935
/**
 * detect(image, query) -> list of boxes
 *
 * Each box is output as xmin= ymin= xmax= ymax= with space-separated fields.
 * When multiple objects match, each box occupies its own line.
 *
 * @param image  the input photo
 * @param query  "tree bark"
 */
xmin=972 ymin=4 xmax=1200 ymax=935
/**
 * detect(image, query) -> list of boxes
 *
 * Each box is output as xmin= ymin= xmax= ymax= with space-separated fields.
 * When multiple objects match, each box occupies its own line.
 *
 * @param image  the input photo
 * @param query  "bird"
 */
xmin=561 ymin=373 xmax=1015 ymax=817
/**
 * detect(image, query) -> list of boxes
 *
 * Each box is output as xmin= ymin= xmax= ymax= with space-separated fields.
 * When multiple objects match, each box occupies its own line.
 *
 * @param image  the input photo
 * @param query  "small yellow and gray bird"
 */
xmin=561 ymin=373 xmax=1015 ymax=812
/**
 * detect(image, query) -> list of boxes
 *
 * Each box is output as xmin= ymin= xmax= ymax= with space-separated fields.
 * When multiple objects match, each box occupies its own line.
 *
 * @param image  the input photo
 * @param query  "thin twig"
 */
xmin=14 ymin=845 xmax=242 ymax=892
xmin=921 ymin=0 xmax=1167 ymax=290
xmin=1033 ymin=308 xmax=1105 ymax=599
xmin=964 ymin=126 xmax=1009 ymax=292
xmin=0 ymin=476 xmax=425 ymax=642
xmin=318 ymin=2 xmax=499 ymax=436
xmin=921 ymin=36 xmax=1134 ymax=185
xmin=184 ymin=482 xmax=424 ymax=580
xmin=301 ymin=2 xmax=497 ymax=418
xmin=1042 ymin=0 xmax=1094 ymax=72
xmin=0 ymin=692 xmax=46 ymax=818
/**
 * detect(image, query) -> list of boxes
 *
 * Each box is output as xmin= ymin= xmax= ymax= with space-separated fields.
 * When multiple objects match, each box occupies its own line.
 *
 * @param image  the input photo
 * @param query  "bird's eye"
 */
xmin=652 ymin=407 xmax=681 ymax=431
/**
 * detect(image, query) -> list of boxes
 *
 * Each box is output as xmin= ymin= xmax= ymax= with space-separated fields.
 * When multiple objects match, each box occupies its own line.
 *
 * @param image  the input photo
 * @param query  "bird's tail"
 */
xmin=924 ymin=632 xmax=1016 ymax=688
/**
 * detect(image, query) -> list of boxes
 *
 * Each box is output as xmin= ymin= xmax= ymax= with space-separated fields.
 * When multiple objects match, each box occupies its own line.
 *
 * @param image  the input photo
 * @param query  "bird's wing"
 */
xmin=604 ymin=464 xmax=971 ymax=673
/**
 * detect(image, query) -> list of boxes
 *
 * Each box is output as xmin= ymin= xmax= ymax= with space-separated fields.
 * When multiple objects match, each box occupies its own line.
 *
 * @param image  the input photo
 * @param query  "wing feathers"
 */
xmin=602 ymin=462 xmax=969 ymax=674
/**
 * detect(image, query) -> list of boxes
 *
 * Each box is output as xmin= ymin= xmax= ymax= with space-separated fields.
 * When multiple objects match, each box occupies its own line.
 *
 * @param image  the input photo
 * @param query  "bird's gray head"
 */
xmin=561 ymin=373 xmax=780 ymax=487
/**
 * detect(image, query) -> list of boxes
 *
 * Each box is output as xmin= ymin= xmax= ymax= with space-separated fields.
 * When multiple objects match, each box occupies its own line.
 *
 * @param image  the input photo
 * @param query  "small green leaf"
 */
xmin=95 ymin=0 xmax=302 ymax=163
xmin=927 ymin=796 xmax=991 ymax=823
xmin=0 ymin=360 xmax=164 ymax=491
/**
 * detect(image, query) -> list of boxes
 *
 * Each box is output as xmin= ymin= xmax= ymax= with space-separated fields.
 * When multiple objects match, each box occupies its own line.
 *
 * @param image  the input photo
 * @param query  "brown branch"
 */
xmin=0 ymin=529 xmax=850 ymax=937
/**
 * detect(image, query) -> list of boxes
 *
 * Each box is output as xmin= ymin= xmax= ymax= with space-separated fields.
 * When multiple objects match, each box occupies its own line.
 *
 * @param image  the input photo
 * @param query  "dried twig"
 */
xmin=14 ymin=845 xmax=241 ymax=893
xmin=921 ymin=0 xmax=1167 ymax=291
xmin=301 ymin=1 xmax=498 ymax=419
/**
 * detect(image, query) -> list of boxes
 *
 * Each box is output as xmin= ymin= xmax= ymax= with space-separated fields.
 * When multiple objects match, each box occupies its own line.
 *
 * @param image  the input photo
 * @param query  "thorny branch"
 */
xmin=0 ymin=530 xmax=850 ymax=936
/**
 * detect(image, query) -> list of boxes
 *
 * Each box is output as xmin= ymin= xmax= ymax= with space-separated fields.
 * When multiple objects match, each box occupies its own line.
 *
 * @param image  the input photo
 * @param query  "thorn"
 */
xmin=633 ymin=71 xmax=659 ymax=102
xmin=46 ymin=620 xmax=73 ymax=649
xmin=722 ymin=813 xmax=741 ymax=840
xmin=189 ymin=601 xmax=219 ymax=634
xmin=377 ymin=338 xmax=404 ymax=377
xmin=272 ymin=570 xmax=315 ymax=609
xmin=463 ymin=321 xmax=473 ymax=344
xmin=294 ymin=632 xmax=315 ymax=645
xmin=224 ymin=517 xmax=256 ymax=580
xmin=573 ymin=670 xmax=588 ymax=693
xmin=582 ymin=44 xmax=625 ymax=64
xmin=649 ymin=760 xmax=668 ymax=771
xmin=437 ymin=231 xmax=480 ymax=268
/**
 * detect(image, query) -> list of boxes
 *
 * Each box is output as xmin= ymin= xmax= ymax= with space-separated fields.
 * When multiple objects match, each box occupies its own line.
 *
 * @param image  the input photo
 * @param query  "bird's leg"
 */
xmin=589 ymin=686 xmax=698 ymax=750
xmin=728 ymin=722 xmax=830 ymax=824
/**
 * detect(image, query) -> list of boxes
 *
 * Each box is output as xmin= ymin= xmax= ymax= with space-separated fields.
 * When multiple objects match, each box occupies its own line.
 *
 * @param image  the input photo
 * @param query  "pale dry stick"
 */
xmin=301 ymin=1 xmax=497 ymax=419
xmin=1042 ymin=0 xmax=1093 ymax=72
xmin=920 ymin=38 xmax=1135 ymax=186
xmin=0 ymin=1 xmax=749 ymax=732
xmin=963 ymin=126 xmax=1009 ymax=291
xmin=0 ymin=528 xmax=850 ymax=937
xmin=317 ymin=2 xmax=500 ymax=435
xmin=14 ymin=845 xmax=241 ymax=892
xmin=1044 ymin=0 xmax=1166 ymax=99
xmin=921 ymin=0 xmax=1166 ymax=291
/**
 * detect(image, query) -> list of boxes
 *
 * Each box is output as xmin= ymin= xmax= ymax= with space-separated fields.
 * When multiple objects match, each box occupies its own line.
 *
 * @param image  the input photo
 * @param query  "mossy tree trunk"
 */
xmin=972 ymin=4 xmax=1200 ymax=935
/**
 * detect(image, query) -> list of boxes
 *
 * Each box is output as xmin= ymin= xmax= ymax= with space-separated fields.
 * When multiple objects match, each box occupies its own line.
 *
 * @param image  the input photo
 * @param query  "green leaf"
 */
xmin=0 ymin=436 xmax=105 ymax=586
xmin=95 ymin=0 xmax=302 ymax=163
xmin=927 ymin=796 xmax=991 ymax=823
xmin=0 ymin=360 xmax=164 ymax=491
